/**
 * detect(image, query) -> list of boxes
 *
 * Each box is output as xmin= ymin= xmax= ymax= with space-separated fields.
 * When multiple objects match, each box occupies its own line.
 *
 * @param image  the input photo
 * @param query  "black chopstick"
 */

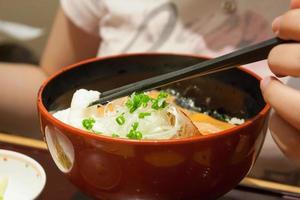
xmin=89 ymin=37 xmax=289 ymax=106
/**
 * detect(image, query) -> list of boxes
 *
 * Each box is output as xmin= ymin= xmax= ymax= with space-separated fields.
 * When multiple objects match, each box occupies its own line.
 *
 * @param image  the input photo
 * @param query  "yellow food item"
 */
xmin=189 ymin=113 xmax=235 ymax=135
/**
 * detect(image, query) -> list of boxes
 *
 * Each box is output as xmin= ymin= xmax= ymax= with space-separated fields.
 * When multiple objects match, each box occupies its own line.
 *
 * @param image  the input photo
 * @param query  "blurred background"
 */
xmin=0 ymin=0 xmax=58 ymax=63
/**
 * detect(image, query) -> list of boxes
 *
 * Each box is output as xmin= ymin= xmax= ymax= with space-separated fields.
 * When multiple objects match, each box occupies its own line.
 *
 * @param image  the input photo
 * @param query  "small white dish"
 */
xmin=0 ymin=149 xmax=46 ymax=200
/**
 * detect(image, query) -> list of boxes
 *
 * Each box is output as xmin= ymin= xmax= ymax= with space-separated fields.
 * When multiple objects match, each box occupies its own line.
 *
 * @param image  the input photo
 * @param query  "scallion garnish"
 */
xmin=151 ymin=91 xmax=169 ymax=110
xmin=138 ymin=112 xmax=151 ymax=119
xmin=132 ymin=122 xmax=139 ymax=130
xmin=158 ymin=91 xmax=168 ymax=99
xmin=126 ymin=93 xmax=151 ymax=113
xmin=116 ymin=113 xmax=125 ymax=125
xmin=126 ymin=122 xmax=142 ymax=139
xmin=112 ymin=133 xmax=120 ymax=137
xmin=82 ymin=118 xmax=95 ymax=130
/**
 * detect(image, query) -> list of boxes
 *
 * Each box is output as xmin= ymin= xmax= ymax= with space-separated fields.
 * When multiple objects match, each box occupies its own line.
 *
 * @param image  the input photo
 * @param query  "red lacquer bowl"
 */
xmin=37 ymin=53 xmax=270 ymax=200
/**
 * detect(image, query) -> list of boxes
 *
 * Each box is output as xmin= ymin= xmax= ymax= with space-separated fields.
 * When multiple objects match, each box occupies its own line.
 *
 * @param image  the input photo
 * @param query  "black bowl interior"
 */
xmin=42 ymin=54 xmax=265 ymax=120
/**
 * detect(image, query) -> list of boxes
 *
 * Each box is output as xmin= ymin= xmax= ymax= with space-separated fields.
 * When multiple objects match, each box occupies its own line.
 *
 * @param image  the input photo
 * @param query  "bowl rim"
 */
xmin=37 ymin=52 xmax=271 ymax=145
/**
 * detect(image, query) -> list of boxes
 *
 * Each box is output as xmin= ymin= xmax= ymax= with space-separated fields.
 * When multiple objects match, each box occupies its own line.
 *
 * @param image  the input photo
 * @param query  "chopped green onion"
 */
xmin=135 ymin=131 xmax=143 ymax=139
xmin=126 ymin=92 xmax=151 ymax=113
xmin=127 ymin=130 xmax=143 ymax=140
xmin=112 ymin=133 xmax=120 ymax=137
xmin=132 ymin=122 xmax=139 ymax=130
xmin=126 ymin=122 xmax=142 ymax=139
xmin=125 ymin=99 xmax=133 ymax=111
xmin=116 ymin=113 xmax=125 ymax=125
xmin=158 ymin=91 xmax=168 ymax=98
xmin=151 ymin=91 xmax=169 ymax=110
xmin=138 ymin=112 xmax=151 ymax=119
xmin=82 ymin=118 xmax=95 ymax=130
xmin=141 ymin=94 xmax=151 ymax=107
xmin=151 ymin=99 xmax=168 ymax=110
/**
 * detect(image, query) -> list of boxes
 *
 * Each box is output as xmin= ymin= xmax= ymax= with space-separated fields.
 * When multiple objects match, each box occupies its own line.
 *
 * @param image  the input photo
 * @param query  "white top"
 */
xmin=60 ymin=0 xmax=300 ymax=184
xmin=60 ymin=0 xmax=290 ymax=77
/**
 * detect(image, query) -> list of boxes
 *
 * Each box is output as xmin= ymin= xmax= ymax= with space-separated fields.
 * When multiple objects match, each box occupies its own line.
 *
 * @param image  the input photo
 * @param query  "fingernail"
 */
xmin=260 ymin=76 xmax=272 ymax=90
xmin=272 ymin=16 xmax=282 ymax=34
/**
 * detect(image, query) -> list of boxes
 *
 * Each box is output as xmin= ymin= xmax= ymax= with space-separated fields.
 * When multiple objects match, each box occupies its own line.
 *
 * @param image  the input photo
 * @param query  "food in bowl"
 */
xmin=53 ymin=89 xmax=245 ymax=140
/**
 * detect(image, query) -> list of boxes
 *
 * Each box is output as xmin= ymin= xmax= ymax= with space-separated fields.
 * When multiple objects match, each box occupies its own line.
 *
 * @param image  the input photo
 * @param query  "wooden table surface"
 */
xmin=1 ymin=132 xmax=300 ymax=200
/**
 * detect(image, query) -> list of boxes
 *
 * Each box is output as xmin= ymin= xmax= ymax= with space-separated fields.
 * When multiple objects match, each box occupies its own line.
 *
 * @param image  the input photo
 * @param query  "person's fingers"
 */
xmin=266 ymin=1 xmax=300 ymax=166
xmin=268 ymin=44 xmax=300 ymax=76
xmin=272 ymin=0 xmax=300 ymax=34
xmin=260 ymin=76 xmax=300 ymax=130
xmin=272 ymin=9 xmax=300 ymax=41
xmin=290 ymin=0 xmax=300 ymax=9
xmin=269 ymin=112 xmax=300 ymax=166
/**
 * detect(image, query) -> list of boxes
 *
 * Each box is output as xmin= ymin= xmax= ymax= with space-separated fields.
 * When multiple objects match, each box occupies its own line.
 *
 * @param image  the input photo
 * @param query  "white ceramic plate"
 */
xmin=0 ymin=149 xmax=46 ymax=200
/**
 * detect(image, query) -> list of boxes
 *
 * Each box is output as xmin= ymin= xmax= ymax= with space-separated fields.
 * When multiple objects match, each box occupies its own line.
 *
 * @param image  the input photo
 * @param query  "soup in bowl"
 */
xmin=37 ymin=53 xmax=270 ymax=200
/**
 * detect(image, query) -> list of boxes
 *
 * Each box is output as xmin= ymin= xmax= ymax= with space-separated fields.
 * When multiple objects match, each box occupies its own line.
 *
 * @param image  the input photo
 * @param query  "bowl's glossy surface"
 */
xmin=37 ymin=53 xmax=270 ymax=200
